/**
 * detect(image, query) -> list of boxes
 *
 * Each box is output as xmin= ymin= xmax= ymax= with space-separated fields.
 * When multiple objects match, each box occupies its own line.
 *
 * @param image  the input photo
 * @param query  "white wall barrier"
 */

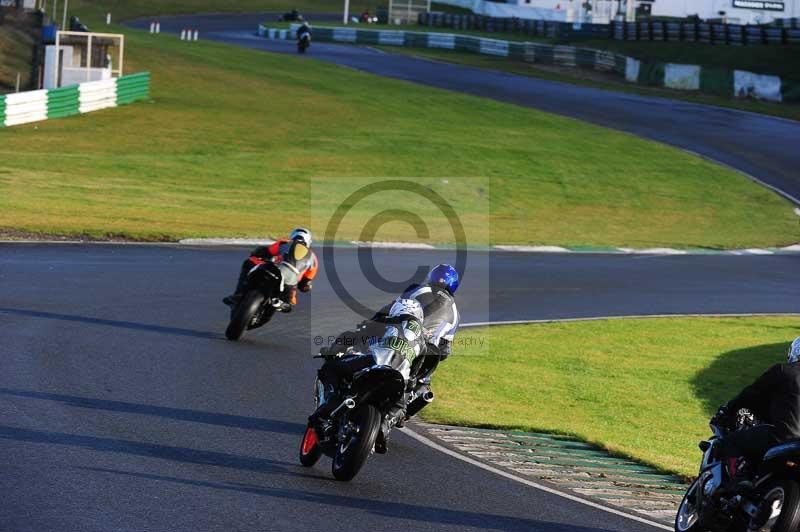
xmin=4 ymin=90 xmax=48 ymax=127
xmin=332 ymin=28 xmax=357 ymax=43
xmin=664 ymin=64 xmax=701 ymax=91
xmin=379 ymin=30 xmax=405 ymax=46
xmin=734 ymin=70 xmax=783 ymax=102
xmin=79 ymin=79 xmax=118 ymax=114
xmin=553 ymin=45 xmax=577 ymax=67
xmin=625 ymin=57 xmax=641 ymax=83
xmin=479 ymin=38 xmax=509 ymax=57
xmin=427 ymin=33 xmax=456 ymax=49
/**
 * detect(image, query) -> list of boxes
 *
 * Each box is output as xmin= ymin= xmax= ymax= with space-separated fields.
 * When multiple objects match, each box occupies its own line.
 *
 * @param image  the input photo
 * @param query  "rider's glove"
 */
xmin=298 ymin=278 xmax=312 ymax=292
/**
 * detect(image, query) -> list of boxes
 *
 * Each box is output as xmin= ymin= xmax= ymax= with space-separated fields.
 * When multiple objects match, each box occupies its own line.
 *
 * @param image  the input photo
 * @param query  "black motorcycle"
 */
xmin=279 ymin=9 xmax=303 ymax=22
xmin=298 ymin=347 xmax=426 ymax=481
xmin=675 ymin=410 xmax=800 ymax=532
xmin=297 ymin=31 xmax=310 ymax=53
xmin=224 ymin=247 xmax=305 ymax=341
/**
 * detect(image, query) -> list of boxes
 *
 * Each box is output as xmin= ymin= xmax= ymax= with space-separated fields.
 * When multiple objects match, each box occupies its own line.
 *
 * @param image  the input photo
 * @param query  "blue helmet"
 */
xmin=427 ymin=264 xmax=459 ymax=294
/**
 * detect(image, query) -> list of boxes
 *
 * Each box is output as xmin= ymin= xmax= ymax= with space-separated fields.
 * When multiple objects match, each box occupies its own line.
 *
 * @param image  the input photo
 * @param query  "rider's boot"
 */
xmin=223 ymin=262 xmax=250 ymax=306
xmin=375 ymin=405 xmax=406 ymax=454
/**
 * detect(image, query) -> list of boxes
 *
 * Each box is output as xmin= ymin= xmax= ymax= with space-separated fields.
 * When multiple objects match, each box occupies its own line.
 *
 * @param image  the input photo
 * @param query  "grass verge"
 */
xmin=70 ymin=0 xmax=363 ymax=22
xmin=0 ymin=21 xmax=798 ymax=247
xmin=425 ymin=317 xmax=800 ymax=478
xmin=375 ymin=46 xmax=800 ymax=121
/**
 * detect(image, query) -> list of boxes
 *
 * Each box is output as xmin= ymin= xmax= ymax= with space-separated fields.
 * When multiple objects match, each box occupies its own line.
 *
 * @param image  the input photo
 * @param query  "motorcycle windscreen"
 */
xmin=371 ymin=346 xmax=412 ymax=381
xmin=277 ymin=262 xmax=300 ymax=287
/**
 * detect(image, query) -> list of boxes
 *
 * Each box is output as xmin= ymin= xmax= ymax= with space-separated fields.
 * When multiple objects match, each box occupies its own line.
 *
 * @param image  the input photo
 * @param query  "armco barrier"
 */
xmin=0 ymin=72 xmax=150 ymax=128
xmin=4 ymin=90 xmax=48 ymax=127
xmin=116 ymin=72 xmax=151 ymax=105
xmin=262 ymin=24 xmax=797 ymax=103
xmin=47 ymin=85 xmax=80 ymax=119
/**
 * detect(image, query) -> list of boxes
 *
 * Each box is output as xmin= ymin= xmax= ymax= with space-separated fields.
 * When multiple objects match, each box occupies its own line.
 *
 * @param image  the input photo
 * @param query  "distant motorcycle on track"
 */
xmin=224 ymin=244 xmax=306 ymax=341
xmin=297 ymin=32 xmax=310 ymax=54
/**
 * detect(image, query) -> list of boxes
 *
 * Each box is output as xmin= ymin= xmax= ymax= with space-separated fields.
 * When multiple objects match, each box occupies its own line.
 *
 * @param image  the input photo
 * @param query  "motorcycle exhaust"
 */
xmin=422 ymin=390 xmax=434 ymax=403
xmin=329 ymin=397 xmax=356 ymax=417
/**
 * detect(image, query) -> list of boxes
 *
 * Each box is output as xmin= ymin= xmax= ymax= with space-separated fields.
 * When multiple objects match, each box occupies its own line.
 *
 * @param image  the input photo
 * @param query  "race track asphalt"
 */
xmin=1 ymin=244 xmax=799 ymax=532
xmin=5 ymin=13 xmax=799 ymax=531
xmin=126 ymin=13 xmax=800 ymax=204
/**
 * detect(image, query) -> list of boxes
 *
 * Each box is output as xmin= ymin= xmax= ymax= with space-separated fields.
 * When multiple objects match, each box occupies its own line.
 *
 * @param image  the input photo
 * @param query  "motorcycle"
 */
xmin=675 ymin=409 xmax=800 ymax=532
xmin=297 ymin=31 xmax=310 ymax=53
xmin=298 ymin=346 xmax=428 ymax=481
xmin=224 ymin=243 xmax=306 ymax=341
xmin=278 ymin=10 xmax=303 ymax=22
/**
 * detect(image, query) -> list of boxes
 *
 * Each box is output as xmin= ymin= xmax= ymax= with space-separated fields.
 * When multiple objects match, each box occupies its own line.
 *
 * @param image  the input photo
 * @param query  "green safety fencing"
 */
xmin=116 ymin=71 xmax=151 ymax=105
xmin=46 ymin=85 xmax=80 ymax=119
xmin=1 ymin=72 xmax=150 ymax=128
xmin=260 ymin=24 xmax=798 ymax=104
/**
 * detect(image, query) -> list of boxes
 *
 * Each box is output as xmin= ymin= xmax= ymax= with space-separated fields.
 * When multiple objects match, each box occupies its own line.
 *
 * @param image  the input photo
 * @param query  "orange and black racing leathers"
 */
xmin=232 ymin=239 xmax=318 ymax=306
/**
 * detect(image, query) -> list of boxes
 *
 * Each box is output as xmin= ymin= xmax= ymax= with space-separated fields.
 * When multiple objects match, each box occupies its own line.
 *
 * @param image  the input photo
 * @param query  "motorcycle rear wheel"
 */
xmin=747 ymin=479 xmax=800 ymax=532
xmin=299 ymin=424 xmax=323 ymax=467
xmin=331 ymin=405 xmax=380 ymax=481
xmin=225 ymin=290 xmax=264 ymax=341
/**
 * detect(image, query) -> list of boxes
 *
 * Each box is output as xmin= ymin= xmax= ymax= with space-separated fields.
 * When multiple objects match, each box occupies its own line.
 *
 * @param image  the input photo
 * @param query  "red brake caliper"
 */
xmin=302 ymin=427 xmax=317 ymax=455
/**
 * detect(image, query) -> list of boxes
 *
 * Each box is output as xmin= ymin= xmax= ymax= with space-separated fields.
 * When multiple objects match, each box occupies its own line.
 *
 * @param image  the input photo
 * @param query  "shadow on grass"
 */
xmin=691 ymin=341 xmax=790 ymax=418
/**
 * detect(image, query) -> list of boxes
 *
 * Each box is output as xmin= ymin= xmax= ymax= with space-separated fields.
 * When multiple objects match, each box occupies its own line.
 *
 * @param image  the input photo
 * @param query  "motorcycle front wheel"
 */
xmin=225 ymin=290 xmax=264 ymax=341
xmin=747 ymin=479 xmax=800 ymax=532
xmin=331 ymin=405 xmax=380 ymax=481
xmin=675 ymin=478 xmax=707 ymax=532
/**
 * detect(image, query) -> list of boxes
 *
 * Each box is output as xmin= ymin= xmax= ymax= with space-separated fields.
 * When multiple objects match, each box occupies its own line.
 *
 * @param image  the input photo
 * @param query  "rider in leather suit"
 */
xmin=223 ymin=228 xmax=317 ymax=311
xmin=322 ymin=264 xmax=460 ymax=421
xmin=312 ymin=298 xmax=427 ymax=453
xmin=713 ymin=337 xmax=800 ymax=464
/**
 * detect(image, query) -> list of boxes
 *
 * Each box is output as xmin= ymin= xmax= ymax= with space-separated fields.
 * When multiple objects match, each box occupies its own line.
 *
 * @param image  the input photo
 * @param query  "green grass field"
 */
xmin=71 ymin=0 xmax=361 ymax=23
xmin=1 ymin=20 xmax=798 ymax=247
xmin=425 ymin=317 xmax=800 ymax=478
xmin=375 ymin=46 xmax=800 ymax=121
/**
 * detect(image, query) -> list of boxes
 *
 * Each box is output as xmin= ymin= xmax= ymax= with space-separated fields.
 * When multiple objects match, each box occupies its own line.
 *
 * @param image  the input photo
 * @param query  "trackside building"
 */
xmin=442 ymin=0 xmax=799 ymax=24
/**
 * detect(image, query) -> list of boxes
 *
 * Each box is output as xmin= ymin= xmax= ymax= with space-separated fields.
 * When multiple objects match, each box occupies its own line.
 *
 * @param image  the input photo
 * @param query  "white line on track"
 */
xmin=403 ymin=427 xmax=673 ymax=531
xmin=406 ymin=312 xmax=800 ymax=530
xmin=459 ymin=313 xmax=800 ymax=328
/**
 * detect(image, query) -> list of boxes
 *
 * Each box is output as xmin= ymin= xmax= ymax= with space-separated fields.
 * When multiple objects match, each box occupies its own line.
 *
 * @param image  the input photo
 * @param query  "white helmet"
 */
xmin=388 ymin=298 xmax=423 ymax=323
xmin=789 ymin=337 xmax=800 ymax=364
xmin=290 ymin=227 xmax=312 ymax=247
